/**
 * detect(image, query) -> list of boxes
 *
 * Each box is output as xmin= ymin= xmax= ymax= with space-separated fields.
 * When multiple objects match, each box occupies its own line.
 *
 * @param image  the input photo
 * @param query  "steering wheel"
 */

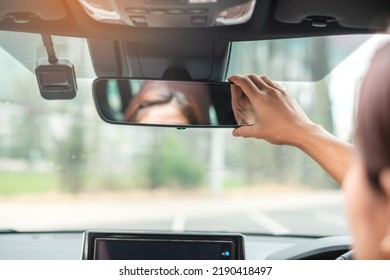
xmin=336 ymin=250 xmax=354 ymax=260
xmin=266 ymin=236 xmax=354 ymax=260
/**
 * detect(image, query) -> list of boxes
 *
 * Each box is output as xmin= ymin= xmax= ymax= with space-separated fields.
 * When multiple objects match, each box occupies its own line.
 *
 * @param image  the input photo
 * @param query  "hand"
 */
xmin=230 ymin=83 xmax=257 ymax=126
xmin=229 ymin=74 xmax=353 ymax=185
xmin=229 ymin=74 xmax=313 ymax=146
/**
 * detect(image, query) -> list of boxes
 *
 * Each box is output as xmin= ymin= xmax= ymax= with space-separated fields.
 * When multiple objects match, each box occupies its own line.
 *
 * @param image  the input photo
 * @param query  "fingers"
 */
xmin=230 ymin=82 xmax=257 ymax=125
xmin=230 ymin=83 xmax=243 ymax=104
xmin=260 ymin=75 xmax=286 ymax=93
xmin=229 ymin=74 xmax=269 ymax=129
xmin=230 ymin=83 xmax=245 ymax=124
xmin=258 ymin=75 xmax=277 ymax=88
xmin=229 ymin=74 xmax=281 ymax=98
xmin=228 ymin=74 xmax=264 ymax=100
xmin=229 ymin=74 xmax=286 ymax=138
xmin=246 ymin=74 xmax=273 ymax=93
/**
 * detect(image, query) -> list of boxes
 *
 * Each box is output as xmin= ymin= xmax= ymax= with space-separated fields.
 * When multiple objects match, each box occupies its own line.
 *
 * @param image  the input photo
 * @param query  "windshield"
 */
xmin=1 ymin=32 xmax=389 ymax=235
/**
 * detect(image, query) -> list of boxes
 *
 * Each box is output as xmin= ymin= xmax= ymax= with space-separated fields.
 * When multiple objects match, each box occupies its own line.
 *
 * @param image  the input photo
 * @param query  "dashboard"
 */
xmin=0 ymin=232 xmax=352 ymax=260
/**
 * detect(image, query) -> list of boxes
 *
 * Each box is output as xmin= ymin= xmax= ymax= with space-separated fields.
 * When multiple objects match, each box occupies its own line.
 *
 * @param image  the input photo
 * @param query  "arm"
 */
xmin=229 ymin=74 xmax=353 ymax=185
xmin=293 ymin=123 xmax=353 ymax=185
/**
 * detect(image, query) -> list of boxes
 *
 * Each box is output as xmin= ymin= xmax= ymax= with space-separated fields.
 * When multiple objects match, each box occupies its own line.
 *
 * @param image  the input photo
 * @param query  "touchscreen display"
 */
xmin=82 ymin=231 xmax=244 ymax=260
xmin=95 ymin=239 xmax=234 ymax=260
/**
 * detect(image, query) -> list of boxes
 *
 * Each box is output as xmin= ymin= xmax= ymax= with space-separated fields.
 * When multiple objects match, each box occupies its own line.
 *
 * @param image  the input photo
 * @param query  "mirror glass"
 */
xmin=93 ymin=78 xmax=239 ymax=127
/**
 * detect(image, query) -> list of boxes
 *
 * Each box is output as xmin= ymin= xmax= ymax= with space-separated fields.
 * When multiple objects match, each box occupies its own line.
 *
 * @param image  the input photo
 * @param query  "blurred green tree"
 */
xmin=143 ymin=131 xmax=204 ymax=189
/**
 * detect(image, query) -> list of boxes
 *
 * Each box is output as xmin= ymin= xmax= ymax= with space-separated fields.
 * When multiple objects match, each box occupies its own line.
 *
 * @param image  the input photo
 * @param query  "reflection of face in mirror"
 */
xmin=124 ymin=81 xmax=204 ymax=125
xmin=93 ymin=78 xmax=238 ymax=127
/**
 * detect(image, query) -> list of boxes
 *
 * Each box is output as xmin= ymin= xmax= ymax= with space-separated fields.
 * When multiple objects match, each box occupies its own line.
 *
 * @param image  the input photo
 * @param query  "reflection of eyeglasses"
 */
xmin=137 ymin=91 xmax=174 ymax=111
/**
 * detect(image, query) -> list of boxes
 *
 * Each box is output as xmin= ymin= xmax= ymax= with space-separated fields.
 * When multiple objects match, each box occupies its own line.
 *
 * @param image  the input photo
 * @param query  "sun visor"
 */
xmin=274 ymin=0 xmax=390 ymax=30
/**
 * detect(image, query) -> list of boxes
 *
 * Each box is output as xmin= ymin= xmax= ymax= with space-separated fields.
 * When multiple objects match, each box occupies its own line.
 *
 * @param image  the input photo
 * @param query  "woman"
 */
xmin=124 ymin=80 xmax=204 ymax=125
xmin=229 ymin=42 xmax=390 ymax=260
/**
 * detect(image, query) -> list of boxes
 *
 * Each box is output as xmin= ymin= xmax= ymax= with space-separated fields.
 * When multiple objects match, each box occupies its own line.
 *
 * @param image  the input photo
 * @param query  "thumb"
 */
xmin=232 ymin=125 xmax=255 ymax=138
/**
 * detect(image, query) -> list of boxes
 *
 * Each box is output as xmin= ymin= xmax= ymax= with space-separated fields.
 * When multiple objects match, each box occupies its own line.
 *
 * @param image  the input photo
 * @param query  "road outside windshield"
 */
xmin=0 ymin=32 xmax=389 ymax=235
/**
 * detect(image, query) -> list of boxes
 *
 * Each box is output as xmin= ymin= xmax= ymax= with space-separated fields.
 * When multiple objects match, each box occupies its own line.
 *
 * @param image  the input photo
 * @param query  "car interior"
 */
xmin=0 ymin=0 xmax=389 ymax=260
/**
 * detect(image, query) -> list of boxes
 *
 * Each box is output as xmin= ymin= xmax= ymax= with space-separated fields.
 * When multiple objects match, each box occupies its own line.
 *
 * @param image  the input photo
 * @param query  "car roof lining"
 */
xmin=0 ymin=0 xmax=388 ymax=82
xmin=0 ymin=0 xmax=388 ymax=43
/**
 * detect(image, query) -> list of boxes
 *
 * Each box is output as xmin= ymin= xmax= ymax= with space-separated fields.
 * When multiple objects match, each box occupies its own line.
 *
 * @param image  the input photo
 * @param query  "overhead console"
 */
xmin=78 ymin=0 xmax=257 ymax=28
xmin=82 ymin=231 xmax=245 ymax=260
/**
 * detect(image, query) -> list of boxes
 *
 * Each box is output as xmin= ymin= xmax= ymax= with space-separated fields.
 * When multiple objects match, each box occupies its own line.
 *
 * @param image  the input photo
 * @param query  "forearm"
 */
xmin=293 ymin=123 xmax=353 ymax=185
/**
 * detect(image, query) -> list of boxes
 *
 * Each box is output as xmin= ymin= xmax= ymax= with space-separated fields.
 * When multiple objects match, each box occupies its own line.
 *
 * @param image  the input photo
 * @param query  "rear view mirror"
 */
xmin=92 ymin=78 xmax=239 ymax=127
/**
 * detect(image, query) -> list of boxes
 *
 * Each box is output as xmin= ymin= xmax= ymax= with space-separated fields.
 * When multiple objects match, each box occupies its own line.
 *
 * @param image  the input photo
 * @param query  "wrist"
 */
xmin=290 ymin=122 xmax=326 ymax=151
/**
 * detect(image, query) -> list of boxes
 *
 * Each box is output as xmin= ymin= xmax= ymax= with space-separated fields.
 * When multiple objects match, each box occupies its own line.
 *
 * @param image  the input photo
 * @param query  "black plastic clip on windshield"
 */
xmin=41 ymin=34 xmax=58 ymax=64
xmin=35 ymin=34 xmax=78 ymax=99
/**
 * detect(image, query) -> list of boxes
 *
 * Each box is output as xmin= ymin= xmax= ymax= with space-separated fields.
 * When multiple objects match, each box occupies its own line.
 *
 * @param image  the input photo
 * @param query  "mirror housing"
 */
xmin=92 ymin=78 xmax=239 ymax=128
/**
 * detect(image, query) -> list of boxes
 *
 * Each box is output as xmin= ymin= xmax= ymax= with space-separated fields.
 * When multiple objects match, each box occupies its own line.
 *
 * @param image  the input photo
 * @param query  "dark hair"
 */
xmin=124 ymin=82 xmax=202 ymax=125
xmin=356 ymin=42 xmax=390 ymax=190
